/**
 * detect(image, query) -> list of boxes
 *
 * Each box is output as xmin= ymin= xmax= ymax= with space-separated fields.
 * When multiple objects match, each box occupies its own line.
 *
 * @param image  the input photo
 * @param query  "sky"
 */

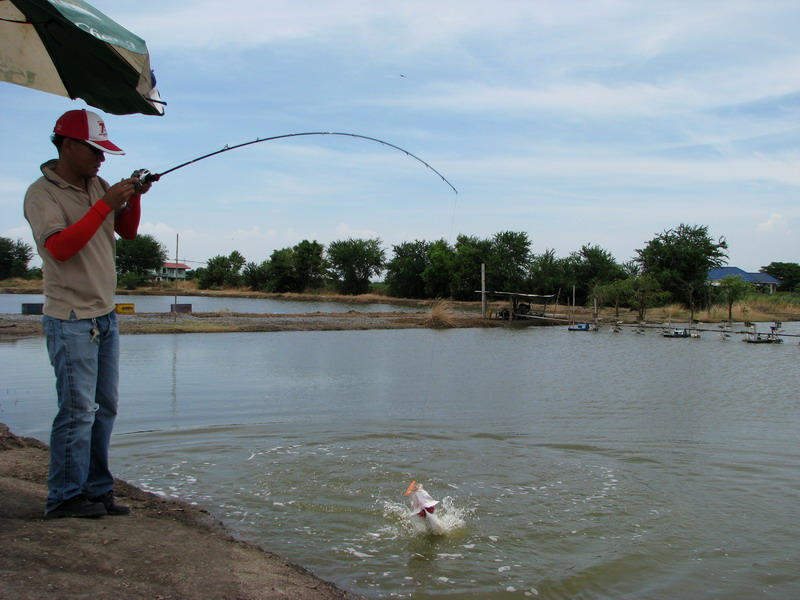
xmin=2 ymin=0 xmax=799 ymax=273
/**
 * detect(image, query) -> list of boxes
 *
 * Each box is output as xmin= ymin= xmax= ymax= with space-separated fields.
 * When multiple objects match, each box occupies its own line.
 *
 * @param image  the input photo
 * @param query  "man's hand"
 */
xmin=104 ymin=178 xmax=139 ymax=209
xmin=135 ymin=177 xmax=155 ymax=195
xmin=131 ymin=169 xmax=157 ymax=195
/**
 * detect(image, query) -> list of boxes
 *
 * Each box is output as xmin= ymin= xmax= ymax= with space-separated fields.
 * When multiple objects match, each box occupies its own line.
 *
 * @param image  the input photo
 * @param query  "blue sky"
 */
xmin=2 ymin=0 xmax=798 ymax=273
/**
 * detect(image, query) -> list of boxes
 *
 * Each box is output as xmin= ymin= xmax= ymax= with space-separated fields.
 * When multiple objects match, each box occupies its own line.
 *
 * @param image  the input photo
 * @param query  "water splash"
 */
xmin=380 ymin=496 xmax=471 ymax=538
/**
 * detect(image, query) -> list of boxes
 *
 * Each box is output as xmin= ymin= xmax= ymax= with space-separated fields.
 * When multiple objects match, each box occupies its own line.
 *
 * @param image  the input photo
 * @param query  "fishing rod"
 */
xmin=133 ymin=131 xmax=458 ymax=194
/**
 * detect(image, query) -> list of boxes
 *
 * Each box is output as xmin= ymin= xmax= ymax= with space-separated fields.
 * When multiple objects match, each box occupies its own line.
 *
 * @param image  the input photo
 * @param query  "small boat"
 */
xmin=662 ymin=328 xmax=690 ymax=338
xmin=568 ymin=323 xmax=599 ymax=331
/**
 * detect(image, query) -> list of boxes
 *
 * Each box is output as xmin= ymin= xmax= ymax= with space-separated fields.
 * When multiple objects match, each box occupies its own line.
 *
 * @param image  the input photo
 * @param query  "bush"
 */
xmin=118 ymin=272 xmax=144 ymax=290
xmin=369 ymin=282 xmax=389 ymax=296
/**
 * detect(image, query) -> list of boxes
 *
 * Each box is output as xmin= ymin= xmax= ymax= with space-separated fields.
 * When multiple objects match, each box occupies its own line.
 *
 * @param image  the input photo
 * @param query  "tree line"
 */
xmin=2 ymin=224 xmax=798 ymax=318
xmin=182 ymin=223 xmax=798 ymax=319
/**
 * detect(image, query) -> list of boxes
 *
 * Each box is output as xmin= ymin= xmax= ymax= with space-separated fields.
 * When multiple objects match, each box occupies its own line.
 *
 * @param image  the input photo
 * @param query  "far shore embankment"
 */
xmin=1 ymin=281 xmax=797 ymax=339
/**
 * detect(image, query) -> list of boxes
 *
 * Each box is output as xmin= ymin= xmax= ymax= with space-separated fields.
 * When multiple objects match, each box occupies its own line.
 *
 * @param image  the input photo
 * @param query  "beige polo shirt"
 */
xmin=24 ymin=160 xmax=117 ymax=320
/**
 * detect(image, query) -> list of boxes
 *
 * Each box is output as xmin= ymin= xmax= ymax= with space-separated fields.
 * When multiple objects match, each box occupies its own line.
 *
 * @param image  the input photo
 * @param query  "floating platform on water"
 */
xmin=568 ymin=323 xmax=599 ymax=331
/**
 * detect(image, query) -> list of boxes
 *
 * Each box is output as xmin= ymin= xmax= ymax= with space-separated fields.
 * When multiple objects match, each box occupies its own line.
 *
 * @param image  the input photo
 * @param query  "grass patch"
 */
xmin=746 ymin=293 xmax=800 ymax=309
xmin=426 ymin=300 xmax=457 ymax=328
xmin=0 ymin=278 xmax=41 ymax=290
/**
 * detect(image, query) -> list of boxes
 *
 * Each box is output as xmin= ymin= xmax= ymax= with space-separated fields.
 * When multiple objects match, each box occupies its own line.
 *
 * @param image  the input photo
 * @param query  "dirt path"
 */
xmin=0 ymin=424 xmax=361 ymax=600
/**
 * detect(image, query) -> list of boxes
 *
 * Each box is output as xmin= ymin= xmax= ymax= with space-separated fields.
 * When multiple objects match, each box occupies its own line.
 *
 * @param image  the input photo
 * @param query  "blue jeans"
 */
xmin=43 ymin=311 xmax=120 ymax=511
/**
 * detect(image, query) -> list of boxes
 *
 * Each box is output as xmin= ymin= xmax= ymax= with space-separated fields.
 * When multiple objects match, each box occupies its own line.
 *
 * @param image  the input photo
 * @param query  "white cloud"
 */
xmin=757 ymin=213 xmax=792 ymax=236
xmin=127 ymin=1 xmax=390 ymax=49
xmin=334 ymin=222 xmax=379 ymax=240
xmin=1 ymin=225 xmax=34 ymax=244
xmin=449 ymin=151 xmax=800 ymax=188
xmin=140 ymin=225 xmax=314 ymax=265
xmin=138 ymin=221 xmax=178 ymax=238
xmin=412 ymin=81 xmax=709 ymax=118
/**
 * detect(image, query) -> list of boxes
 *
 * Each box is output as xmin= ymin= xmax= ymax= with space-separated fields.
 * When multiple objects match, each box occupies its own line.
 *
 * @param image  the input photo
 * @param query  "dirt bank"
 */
xmin=0 ymin=310 xmax=510 ymax=339
xmin=0 ymin=423 xmax=361 ymax=600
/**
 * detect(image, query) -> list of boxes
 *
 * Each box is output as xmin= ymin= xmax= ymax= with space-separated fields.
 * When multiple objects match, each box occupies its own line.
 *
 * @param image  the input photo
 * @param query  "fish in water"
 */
xmin=405 ymin=481 xmax=444 ymax=535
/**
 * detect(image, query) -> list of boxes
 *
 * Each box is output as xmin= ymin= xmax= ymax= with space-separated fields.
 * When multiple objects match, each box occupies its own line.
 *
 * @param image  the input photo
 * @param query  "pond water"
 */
xmin=0 ymin=293 xmax=416 ymax=315
xmin=1 ymin=323 xmax=798 ymax=599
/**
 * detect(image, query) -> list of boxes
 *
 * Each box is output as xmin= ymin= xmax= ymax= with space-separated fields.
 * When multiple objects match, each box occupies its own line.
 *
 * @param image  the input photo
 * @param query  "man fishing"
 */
xmin=24 ymin=109 xmax=155 ymax=519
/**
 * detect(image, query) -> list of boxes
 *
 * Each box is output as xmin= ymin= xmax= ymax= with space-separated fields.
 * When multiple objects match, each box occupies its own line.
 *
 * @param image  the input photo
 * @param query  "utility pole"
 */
xmin=172 ymin=233 xmax=179 ymax=313
xmin=481 ymin=263 xmax=487 ymax=318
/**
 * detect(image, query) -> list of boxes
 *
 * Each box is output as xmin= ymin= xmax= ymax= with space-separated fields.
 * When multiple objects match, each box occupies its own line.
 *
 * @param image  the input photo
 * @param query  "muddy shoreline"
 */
xmin=0 ymin=423 xmax=361 ymax=599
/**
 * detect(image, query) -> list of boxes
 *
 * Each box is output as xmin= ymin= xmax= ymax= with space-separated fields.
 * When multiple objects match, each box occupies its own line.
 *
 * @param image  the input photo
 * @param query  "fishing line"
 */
xmin=421 ymin=168 xmax=460 ymax=410
xmin=136 ymin=131 xmax=458 ymax=195
xmin=136 ymin=130 xmax=462 ymax=410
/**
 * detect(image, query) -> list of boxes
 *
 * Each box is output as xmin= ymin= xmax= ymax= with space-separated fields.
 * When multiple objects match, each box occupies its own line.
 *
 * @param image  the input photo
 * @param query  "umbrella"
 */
xmin=0 ymin=0 xmax=164 ymax=115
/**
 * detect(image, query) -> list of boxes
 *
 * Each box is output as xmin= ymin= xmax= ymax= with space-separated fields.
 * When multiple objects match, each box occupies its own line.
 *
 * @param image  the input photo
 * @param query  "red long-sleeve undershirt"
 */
xmin=44 ymin=195 xmax=141 ymax=262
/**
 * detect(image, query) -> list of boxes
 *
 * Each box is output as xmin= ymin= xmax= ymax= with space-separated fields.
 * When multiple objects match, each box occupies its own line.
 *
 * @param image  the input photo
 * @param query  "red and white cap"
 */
xmin=54 ymin=109 xmax=125 ymax=155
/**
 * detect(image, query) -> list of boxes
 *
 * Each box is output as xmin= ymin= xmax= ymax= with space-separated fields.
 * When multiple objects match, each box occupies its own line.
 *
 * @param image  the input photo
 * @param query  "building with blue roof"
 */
xmin=707 ymin=267 xmax=781 ymax=294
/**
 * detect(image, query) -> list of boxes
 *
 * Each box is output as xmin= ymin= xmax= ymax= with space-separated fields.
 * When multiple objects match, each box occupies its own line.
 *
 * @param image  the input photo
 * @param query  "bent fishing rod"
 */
xmin=133 ymin=132 xmax=458 ymax=194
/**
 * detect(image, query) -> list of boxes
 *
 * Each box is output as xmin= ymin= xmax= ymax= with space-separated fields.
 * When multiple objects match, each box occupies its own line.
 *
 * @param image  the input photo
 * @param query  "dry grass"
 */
xmin=426 ymin=300 xmax=458 ymax=328
xmin=699 ymin=300 xmax=797 ymax=323
xmin=619 ymin=300 xmax=798 ymax=324
xmin=727 ymin=302 xmax=786 ymax=322
xmin=648 ymin=303 xmax=687 ymax=321
xmin=0 ymin=278 xmax=41 ymax=290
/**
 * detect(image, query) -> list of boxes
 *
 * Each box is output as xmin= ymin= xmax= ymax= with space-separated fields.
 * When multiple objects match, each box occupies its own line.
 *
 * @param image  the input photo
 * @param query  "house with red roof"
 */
xmin=155 ymin=261 xmax=190 ymax=282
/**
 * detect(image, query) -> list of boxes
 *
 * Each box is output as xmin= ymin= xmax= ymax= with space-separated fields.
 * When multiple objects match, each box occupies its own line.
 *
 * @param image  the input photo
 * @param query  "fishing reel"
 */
xmin=131 ymin=168 xmax=158 ymax=188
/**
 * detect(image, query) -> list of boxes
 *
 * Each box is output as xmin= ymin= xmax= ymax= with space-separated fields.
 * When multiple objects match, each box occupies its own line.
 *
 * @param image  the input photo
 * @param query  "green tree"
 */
xmin=636 ymin=223 xmax=728 ymax=320
xmin=327 ymin=238 xmax=385 ymax=295
xmin=450 ymin=235 xmax=492 ymax=300
xmin=715 ymin=275 xmax=751 ymax=320
xmin=265 ymin=248 xmax=298 ymax=293
xmin=242 ymin=260 xmax=270 ymax=291
xmin=385 ymin=240 xmax=430 ymax=298
xmin=528 ymin=249 xmax=568 ymax=296
xmin=630 ymin=273 xmax=667 ymax=321
xmin=422 ymin=239 xmax=455 ymax=298
xmin=292 ymin=240 xmax=326 ymax=292
xmin=197 ymin=251 xmax=246 ymax=289
xmin=0 ymin=237 xmax=33 ymax=279
xmin=761 ymin=262 xmax=800 ymax=292
xmin=569 ymin=244 xmax=626 ymax=306
xmin=116 ymin=234 xmax=168 ymax=277
xmin=596 ymin=277 xmax=633 ymax=318
xmin=250 ymin=240 xmax=327 ymax=294
xmin=484 ymin=231 xmax=532 ymax=293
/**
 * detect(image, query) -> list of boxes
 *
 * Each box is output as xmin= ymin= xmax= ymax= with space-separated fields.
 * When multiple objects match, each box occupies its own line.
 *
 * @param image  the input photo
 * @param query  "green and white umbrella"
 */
xmin=0 ymin=0 xmax=164 ymax=115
